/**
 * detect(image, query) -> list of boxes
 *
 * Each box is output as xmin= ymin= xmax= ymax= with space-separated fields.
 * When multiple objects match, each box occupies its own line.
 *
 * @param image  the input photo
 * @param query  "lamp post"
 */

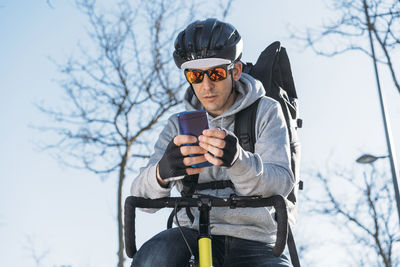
xmin=362 ymin=0 xmax=400 ymax=226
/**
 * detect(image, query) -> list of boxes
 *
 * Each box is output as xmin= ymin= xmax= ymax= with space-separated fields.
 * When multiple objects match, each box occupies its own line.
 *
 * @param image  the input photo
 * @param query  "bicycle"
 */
xmin=124 ymin=194 xmax=289 ymax=267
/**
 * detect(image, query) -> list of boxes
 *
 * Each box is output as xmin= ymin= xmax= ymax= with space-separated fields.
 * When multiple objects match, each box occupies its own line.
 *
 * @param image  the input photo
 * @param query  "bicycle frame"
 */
xmin=198 ymin=198 xmax=212 ymax=267
xmin=124 ymin=194 xmax=288 ymax=267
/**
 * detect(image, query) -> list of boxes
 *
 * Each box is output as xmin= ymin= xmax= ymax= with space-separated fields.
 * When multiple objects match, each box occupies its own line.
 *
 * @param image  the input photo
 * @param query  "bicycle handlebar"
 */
xmin=124 ymin=194 xmax=288 ymax=259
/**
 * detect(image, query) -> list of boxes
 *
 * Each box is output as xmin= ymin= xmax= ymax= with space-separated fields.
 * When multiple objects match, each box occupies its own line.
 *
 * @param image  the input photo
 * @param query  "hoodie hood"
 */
xmin=183 ymin=73 xmax=265 ymax=119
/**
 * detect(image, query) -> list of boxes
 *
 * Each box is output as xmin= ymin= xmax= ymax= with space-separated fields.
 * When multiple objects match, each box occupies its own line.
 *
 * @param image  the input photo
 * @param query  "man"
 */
xmin=130 ymin=18 xmax=295 ymax=267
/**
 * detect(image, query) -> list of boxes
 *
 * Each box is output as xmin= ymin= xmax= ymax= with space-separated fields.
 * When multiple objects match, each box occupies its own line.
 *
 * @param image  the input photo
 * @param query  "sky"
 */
xmin=0 ymin=1 xmax=399 ymax=267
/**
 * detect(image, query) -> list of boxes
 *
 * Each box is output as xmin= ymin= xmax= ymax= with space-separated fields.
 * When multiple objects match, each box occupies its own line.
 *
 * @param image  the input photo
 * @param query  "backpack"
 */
xmin=235 ymin=41 xmax=302 ymax=267
xmin=237 ymin=41 xmax=302 ymax=208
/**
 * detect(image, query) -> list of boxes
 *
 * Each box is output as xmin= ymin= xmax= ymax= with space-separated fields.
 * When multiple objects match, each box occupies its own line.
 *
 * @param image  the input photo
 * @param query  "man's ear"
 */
xmin=232 ymin=61 xmax=242 ymax=81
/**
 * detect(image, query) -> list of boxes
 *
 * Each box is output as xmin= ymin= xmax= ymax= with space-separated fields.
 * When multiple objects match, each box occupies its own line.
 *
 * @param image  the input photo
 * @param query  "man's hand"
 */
xmin=174 ymin=135 xmax=208 ymax=175
xmin=199 ymin=128 xmax=239 ymax=167
xmin=157 ymin=135 xmax=207 ymax=185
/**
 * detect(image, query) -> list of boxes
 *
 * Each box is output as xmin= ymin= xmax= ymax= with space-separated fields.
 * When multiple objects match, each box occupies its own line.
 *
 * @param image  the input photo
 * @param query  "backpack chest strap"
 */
xmin=195 ymin=180 xmax=234 ymax=191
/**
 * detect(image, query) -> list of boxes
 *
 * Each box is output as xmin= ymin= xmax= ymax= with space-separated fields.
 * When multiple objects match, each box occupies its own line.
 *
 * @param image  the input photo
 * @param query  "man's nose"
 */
xmin=201 ymin=74 xmax=214 ymax=90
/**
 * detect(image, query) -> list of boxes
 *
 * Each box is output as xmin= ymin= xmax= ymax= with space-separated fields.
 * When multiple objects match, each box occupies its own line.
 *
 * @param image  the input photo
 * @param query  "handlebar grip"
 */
xmin=124 ymin=196 xmax=137 ymax=258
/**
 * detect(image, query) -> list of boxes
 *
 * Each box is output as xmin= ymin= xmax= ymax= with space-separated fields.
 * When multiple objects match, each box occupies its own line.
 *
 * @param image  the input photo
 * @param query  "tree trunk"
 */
xmin=117 ymin=149 xmax=129 ymax=267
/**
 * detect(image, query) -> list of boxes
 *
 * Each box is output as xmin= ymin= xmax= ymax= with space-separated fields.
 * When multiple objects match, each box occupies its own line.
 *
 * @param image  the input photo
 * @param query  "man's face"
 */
xmin=190 ymin=62 xmax=242 ymax=117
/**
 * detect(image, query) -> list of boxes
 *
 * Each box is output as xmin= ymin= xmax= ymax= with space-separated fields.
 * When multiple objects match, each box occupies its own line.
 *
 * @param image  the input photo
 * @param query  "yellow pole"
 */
xmin=198 ymin=237 xmax=213 ymax=267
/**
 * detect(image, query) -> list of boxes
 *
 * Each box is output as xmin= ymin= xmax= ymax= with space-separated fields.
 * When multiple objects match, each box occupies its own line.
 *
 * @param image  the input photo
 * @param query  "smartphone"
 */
xmin=178 ymin=110 xmax=213 ymax=168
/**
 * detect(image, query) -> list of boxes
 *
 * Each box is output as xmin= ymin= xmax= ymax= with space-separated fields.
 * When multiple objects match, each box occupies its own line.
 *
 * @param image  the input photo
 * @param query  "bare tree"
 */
xmin=303 ymin=163 xmax=400 ymax=266
xmin=24 ymin=235 xmax=50 ymax=267
xmin=38 ymin=0 xmax=235 ymax=266
xmin=289 ymin=2 xmax=400 ymax=264
xmin=45 ymin=0 xmax=54 ymax=9
xmin=291 ymin=0 xmax=400 ymax=94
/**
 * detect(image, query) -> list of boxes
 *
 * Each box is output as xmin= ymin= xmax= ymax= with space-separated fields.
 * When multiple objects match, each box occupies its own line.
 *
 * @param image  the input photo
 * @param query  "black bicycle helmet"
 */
xmin=173 ymin=18 xmax=243 ymax=69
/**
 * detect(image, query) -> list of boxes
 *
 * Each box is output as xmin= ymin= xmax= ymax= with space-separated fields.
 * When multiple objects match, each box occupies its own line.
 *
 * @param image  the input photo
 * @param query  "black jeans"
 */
xmin=131 ymin=227 xmax=292 ymax=267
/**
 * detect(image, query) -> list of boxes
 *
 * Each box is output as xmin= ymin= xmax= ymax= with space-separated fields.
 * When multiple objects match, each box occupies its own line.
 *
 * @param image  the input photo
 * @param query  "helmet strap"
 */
xmin=190 ymin=84 xmax=196 ymax=97
xmin=230 ymin=69 xmax=235 ymax=95
xmin=189 ymin=84 xmax=201 ymax=104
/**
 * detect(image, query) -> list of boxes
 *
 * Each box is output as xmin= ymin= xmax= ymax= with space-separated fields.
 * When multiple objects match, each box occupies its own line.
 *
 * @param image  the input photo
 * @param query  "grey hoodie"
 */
xmin=130 ymin=73 xmax=295 ymax=244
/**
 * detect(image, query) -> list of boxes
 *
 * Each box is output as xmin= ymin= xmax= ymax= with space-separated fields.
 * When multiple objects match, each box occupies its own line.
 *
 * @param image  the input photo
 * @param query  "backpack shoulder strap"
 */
xmin=234 ymin=98 xmax=261 ymax=153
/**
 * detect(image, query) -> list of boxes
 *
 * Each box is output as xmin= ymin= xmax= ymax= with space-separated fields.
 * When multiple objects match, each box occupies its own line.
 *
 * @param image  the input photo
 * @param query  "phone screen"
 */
xmin=178 ymin=110 xmax=213 ymax=168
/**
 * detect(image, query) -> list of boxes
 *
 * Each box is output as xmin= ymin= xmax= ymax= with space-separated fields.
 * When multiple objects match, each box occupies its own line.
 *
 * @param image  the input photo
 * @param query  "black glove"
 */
xmin=219 ymin=131 xmax=239 ymax=167
xmin=158 ymin=140 xmax=187 ymax=181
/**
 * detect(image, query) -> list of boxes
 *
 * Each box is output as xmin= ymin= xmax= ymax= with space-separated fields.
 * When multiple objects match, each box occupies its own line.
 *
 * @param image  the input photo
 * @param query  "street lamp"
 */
xmin=356 ymin=154 xmax=389 ymax=164
xmin=356 ymin=152 xmax=400 ymax=226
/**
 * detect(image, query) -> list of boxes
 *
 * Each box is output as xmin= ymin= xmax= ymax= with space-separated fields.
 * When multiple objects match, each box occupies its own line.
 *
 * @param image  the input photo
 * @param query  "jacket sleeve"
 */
xmin=130 ymin=115 xmax=179 ymax=202
xmin=227 ymin=99 xmax=295 ymax=198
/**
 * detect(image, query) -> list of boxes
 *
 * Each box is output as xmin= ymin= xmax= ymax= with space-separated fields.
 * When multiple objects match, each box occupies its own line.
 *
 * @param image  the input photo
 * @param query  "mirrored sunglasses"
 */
xmin=184 ymin=63 xmax=234 ymax=84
